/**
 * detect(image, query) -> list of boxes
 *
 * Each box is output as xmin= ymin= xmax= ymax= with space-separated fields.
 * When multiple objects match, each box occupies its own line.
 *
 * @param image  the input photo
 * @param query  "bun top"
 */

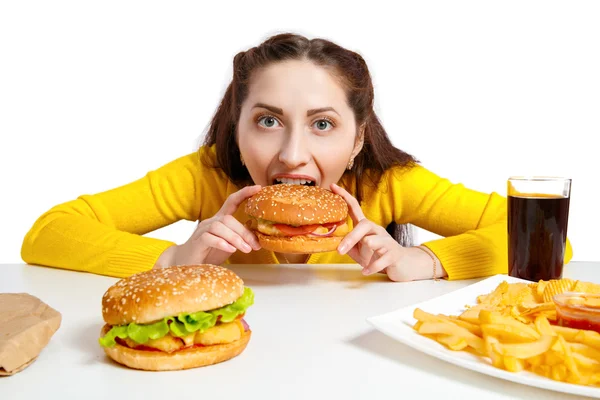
xmin=245 ymin=184 xmax=348 ymax=226
xmin=102 ymin=264 xmax=244 ymax=326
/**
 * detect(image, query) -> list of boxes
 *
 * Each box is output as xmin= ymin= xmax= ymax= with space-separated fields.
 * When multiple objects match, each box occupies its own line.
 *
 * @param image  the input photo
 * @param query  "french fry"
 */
xmin=534 ymin=315 xmax=556 ymax=336
xmin=550 ymin=325 xmax=580 ymax=341
xmin=492 ymin=335 xmax=556 ymax=359
xmin=544 ymin=350 xmax=564 ymax=366
xmin=436 ymin=335 xmax=469 ymax=351
xmin=569 ymin=342 xmax=600 ymax=360
xmin=571 ymin=352 xmax=600 ymax=370
xmin=526 ymin=354 xmax=544 ymax=366
xmin=417 ymin=322 xmax=485 ymax=354
xmin=557 ymin=335 xmax=580 ymax=377
xmin=479 ymin=310 xmax=541 ymax=339
xmin=532 ymin=364 xmax=552 ymax=378
xmin=438 ymin=315 xmax=482 ymax=336
xmin=411 ymin=278 xmax=600 ymax=387
xmin=551 ymin=364 xmax=568 ymax=382
xmin=481 ymin=324 xmax=539 ymax=342
xmin=503 ymin=356 xmax=526 ymax=372
xmin=413 ymin=308 xmax=482 ymax=336
xmin=574 ymin=330 xmax=600 ymax=350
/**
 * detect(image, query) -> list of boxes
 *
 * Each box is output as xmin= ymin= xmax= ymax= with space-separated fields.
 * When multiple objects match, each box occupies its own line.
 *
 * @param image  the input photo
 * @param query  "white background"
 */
xmin=1 ymin=0 xmax=598 ymax=263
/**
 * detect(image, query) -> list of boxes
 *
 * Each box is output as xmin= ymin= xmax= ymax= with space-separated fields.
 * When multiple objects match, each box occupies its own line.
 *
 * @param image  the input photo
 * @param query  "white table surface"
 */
xmin=1 ymin=261 xmax=599 ymax=400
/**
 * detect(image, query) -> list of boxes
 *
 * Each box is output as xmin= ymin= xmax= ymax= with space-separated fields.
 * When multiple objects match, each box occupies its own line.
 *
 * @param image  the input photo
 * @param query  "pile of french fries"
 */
xmin=413 ymin=278 xmax=600 ymax=386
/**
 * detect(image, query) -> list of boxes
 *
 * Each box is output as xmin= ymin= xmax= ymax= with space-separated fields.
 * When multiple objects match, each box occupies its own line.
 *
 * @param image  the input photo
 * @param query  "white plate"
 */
xmin=367 ymin=274 xmax=600 ymax=398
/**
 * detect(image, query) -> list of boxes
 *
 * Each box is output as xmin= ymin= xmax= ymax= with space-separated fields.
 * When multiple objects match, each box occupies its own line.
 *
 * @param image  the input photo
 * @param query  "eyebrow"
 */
xmin=252 ymin=103 xmax=339 ymax=117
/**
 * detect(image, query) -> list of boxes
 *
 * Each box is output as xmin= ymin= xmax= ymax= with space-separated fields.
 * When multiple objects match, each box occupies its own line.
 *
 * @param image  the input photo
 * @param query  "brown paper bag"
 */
xmin=0 ymin=293 xmax=62 ymax=375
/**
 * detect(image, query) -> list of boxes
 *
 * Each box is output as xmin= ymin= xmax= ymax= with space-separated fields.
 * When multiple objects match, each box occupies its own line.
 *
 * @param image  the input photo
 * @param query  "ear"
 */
xmin=350 ymin=124 xmax=365 ymax=160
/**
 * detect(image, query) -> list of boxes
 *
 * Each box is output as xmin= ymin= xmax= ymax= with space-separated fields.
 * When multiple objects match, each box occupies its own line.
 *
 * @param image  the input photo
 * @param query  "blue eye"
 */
xmin=313 ymin=119 xmax=333 ymax=131
xmin=258 ymin=116 xmax=280 ymax=128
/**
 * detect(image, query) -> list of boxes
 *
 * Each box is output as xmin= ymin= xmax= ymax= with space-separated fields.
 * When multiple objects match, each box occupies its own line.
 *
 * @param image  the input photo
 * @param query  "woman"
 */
xmin=20 ymin=33 xmax=573 ymax=281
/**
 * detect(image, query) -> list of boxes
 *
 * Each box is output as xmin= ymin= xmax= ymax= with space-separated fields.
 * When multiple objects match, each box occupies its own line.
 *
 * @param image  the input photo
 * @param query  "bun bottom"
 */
xmin=100 ymin=325 xmax=251 ymax=371
xmin=256 ymin=232 xmax=343 ymax=254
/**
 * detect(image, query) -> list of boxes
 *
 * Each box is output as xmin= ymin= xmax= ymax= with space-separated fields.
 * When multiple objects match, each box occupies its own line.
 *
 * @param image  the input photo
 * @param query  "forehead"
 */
xmin=245 ymin=60 xmax=349 ymax=111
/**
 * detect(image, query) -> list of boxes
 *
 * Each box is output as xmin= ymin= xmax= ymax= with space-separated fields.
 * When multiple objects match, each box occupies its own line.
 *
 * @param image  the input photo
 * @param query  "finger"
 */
xmin=337 ymin=219 xmax=377 ymax=255
xmin=362 ymin=235 xmax=393 ymax=253
xmin=330 ymin=183 xmax=365 ymax=225
xmin=207 ymin=221 xmax=252 ymax=253
xmin=345 ymin=245 xmax=362 ymax=264
xmin=192 ymin=217 xmax=215 ymax=240
xmin=200 ymin=232 xmax=237 ymax=253
xmin=221 ymin=215 xmax=261 ymax=251
xmin=219 ymin=185 xmax=262 ymax=216
xmin=364 ymin=252 xmax=395 ymax=275
xmin=359 ymin=240 xmax=375 ymax=266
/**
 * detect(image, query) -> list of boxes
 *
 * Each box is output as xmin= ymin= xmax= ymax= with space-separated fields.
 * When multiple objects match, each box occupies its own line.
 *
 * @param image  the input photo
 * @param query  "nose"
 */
xmin=278 ymin=125 xmax=311 ymax=168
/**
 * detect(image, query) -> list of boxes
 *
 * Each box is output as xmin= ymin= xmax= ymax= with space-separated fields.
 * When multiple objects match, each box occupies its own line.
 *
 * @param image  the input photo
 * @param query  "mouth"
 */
xmin=272 ymin=176 xmax=316 ymax=186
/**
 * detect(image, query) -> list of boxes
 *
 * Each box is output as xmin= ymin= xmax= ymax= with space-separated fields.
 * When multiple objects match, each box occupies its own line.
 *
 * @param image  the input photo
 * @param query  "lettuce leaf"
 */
xmin=99 ymin=287 xmax=254 ymax=347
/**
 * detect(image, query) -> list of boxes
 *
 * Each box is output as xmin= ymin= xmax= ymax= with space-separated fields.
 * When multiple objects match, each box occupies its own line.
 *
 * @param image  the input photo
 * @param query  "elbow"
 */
xmin=21 ymin=226 xmax=41 ymax=265
xmin=20 ymin=208 xmax=72 ymax=265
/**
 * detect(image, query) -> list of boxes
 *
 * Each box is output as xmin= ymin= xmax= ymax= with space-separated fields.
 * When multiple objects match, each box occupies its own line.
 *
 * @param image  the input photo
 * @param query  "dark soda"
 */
xmin=508 ymin=194 xmax=570 ymax=281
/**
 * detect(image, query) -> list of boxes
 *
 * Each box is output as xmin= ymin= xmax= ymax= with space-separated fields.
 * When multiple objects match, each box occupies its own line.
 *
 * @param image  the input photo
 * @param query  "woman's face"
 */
xmin=237 ymin=60 xmax=363 ymax=189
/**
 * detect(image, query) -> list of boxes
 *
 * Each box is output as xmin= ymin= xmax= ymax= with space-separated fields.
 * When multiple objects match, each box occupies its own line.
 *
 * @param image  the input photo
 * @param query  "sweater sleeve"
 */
xmin=21 ymin=151 xmax=209 ymax=278
xmin=382 ymin=165 xmax=573 ymax=280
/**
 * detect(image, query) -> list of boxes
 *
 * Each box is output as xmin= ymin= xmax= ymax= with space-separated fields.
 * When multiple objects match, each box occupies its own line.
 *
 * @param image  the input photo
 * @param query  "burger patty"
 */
xmin=119 ymin=320 xmax=244 ymax=353
xmin=249 ymin=218 xmax=349 ymax=237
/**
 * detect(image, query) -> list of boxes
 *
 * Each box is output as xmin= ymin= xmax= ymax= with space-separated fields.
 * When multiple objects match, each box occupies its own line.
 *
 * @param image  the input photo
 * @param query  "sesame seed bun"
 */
xmin=245 ymin=184 xmax=348 ymax=226
xmin=100 ymin=324 xmax=251 ymax=371
xmin=102 ymin=264 xmax=244 ymax=326
xmin=255 ymin=232 xmax=343 ymax=254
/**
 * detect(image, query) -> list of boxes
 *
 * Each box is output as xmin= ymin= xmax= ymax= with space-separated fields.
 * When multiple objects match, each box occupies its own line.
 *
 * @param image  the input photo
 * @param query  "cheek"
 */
xmin=314 ymin=146 xmax=350 ymax=168
xmin=237 ymin=127 xmax=280 ymax=184
xmin=315 ymin=132 xmax=355 ymax=158
xmin=239 ymin=128 xmax=279 ymax=159
xmin=311 ymin=135 xmax=355 ymax=179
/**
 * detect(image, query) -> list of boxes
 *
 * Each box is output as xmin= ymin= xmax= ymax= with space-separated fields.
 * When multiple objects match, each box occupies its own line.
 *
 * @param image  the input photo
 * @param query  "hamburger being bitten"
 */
xmin=245 ymin=184 xmax=350 ymax=254
xmin=98 ymin=264 xmax=254 ymax=371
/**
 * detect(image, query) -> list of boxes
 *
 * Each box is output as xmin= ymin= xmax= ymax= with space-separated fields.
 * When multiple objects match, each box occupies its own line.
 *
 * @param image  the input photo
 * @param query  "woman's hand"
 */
xmin=155 ymin=185 xmax=262 ymax=268
xmin=331 ymin=183 xmax=446 ymax=282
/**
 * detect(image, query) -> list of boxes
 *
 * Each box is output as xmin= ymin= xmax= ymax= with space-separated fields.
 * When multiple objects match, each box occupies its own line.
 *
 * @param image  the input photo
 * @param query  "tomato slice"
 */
xmin=273 ymin=224 xmax=320 ymax=236
xmin=272 ymin=222 xmax=342 ymax=236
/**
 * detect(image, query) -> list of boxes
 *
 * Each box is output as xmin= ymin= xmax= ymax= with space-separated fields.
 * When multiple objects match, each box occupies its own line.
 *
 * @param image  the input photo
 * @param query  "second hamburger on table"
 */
xmin=245 ymin=184 xmax=350 ymax=254
xmin=98 ymin=264 xmax=254 ymax=371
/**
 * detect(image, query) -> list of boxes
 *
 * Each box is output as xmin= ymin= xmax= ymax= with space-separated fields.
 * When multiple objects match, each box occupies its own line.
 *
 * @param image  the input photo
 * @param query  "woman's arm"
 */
xmin=21 ymin=152 xmax=208 ymax=277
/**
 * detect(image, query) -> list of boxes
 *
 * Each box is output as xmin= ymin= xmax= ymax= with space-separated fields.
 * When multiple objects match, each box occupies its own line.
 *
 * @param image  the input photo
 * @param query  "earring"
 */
xmin=347 ymin=158 xmax=354 ymax=170
xmin=240 ymin=153 xmax=245 ymax=166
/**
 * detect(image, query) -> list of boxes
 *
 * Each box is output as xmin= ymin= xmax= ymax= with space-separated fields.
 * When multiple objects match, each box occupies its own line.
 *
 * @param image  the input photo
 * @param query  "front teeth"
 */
xmin=276 ymin=178 xmax=313 ymax=185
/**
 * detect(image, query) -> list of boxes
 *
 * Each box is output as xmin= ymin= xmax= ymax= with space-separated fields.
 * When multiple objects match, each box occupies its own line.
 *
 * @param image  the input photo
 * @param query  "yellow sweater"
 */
xmin=21 ymin=145 xmax=572 ymax=280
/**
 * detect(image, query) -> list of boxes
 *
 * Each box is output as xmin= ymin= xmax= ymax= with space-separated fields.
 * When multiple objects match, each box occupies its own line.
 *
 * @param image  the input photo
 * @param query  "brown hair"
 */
xmin=201 ymin=33 xmax=418 ymax=246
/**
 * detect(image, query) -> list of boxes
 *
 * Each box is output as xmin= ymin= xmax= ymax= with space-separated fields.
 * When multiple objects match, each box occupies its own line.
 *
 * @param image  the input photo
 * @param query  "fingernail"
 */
xmin=362 ymin=268 xmax=370 ymax=275
xmin=242 ymin=242 xmax=252 ymax=252
xmin=338 ymin=243 xmax=347 ymax=254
